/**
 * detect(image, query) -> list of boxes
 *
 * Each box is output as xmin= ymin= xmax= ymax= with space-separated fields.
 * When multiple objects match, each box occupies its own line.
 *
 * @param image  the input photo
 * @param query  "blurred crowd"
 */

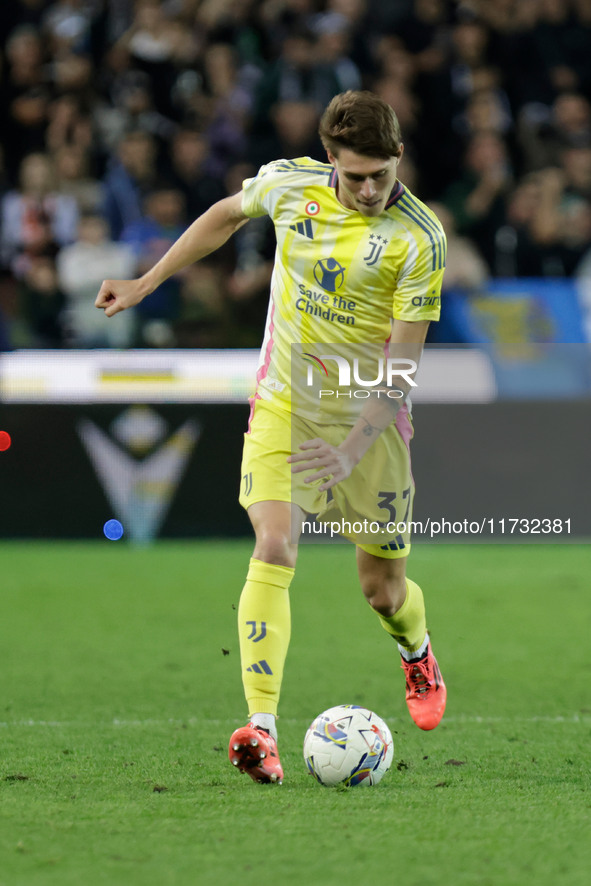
xmin=2 ymin=0 xmax=591 ymax=350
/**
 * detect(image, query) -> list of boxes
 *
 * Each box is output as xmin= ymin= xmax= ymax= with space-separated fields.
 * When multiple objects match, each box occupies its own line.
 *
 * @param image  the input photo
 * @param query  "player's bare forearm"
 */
xmin=95 ymin=192 xmax=249 ymax=316
xmin=336 ymin=319 xmax=430 ymax=468
xmin=289 ymin=319 xmax=430 ymax=490
xmin=142 ymin=194 xmax=248 ymax=291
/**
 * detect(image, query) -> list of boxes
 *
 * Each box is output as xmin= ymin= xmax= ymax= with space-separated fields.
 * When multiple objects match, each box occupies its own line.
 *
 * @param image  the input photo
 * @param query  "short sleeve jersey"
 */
xmin=241 ymin=157 xmax=446 ymax=417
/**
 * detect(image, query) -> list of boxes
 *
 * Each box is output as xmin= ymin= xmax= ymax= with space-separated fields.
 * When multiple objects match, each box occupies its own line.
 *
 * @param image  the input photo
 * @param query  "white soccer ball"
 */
xmin=303 ymin=704 xmax=394 ymax=787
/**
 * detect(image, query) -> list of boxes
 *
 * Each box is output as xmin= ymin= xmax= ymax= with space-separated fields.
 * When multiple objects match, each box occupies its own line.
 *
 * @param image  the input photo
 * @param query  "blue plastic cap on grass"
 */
xmin=103 ymin=519 xmax=124 ymax=541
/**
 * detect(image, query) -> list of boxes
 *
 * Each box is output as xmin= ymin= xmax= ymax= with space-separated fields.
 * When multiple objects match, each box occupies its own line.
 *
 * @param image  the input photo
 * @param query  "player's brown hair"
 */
xmin=318 ymin=91 xmax=403 ymax=160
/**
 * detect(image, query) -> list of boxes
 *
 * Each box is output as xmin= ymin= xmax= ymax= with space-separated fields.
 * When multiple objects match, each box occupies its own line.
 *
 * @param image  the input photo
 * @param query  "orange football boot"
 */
xmin=228 ymin=724 xmax=284 ymax=784
xmin=401 ymin=641 xmax=447 ymax=731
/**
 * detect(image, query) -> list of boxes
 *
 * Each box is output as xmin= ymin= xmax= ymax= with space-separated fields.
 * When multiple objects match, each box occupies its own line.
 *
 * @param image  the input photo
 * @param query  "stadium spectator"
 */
xmin=18 ymin=255 xmax=66 ymax=348
xmin=372 ymin=77 xmax=419 ymax=157
xmin=116 ymin=0 xmax=183 ymax=117
xmin=414 ymin=14 xmax=494 ymax=189
xmin=395 ymin=0 xmax=449 ymax=75
xmin=201 ymin=42 xmax=259 ymax=177
xmin=483 ymin=0 xmax=555 ymax=110
xmin=167 ymin=129 xmax=227 ymax=220
xmin=45 ymin=94 xmax=95 ymax=158
xmin=327 ymin=0 xmax=376 ymax=78
xmin=1 ymin=151 xmax=79 ymax=277
xmin=101 ymin=130 xmax=158 ymax=239
xmin=442 ymin=131 xmax=513 ymax=271
xmin=261 ymin=100 xmax=325 ymax=166
xmin=492 ymin=173 xmax=547 ymax=277
xmin=0 ymin=25 xmax=50 ymax=181
xmin=457 ymin=82 xmax=514 ymax=141
xmin=42 ymin=0 xmax=96 ymax=55
xmin=530 ymin=0 xmax=591 ymax=95
xmin=57 ymin=213 xmax=136 ymax=347
xmin=120 ymin=186 xmax=186 ymax=345
xmin=372 ymin=38 xmax=420 ymax=151
xmin=525 ymin=165 xmax=591 ymax=276
xmin=103 ymin=70 xmax=178 ymax=144
xmin=252 ymin=26 xmax=341 ymax=134
xmin=310 ymin=12 xmax=362 ymax=93
xmin=491 ymin=163 xmax=591 ymax=279
xmin=373 ymin=35 xmax=417 ymax=91
xmin=517 ymin=92 xmax=591 ymax=172
xmin=419 ymin=15 xmax=492 ymax=132
xmin=53 ymin=144 xmax=102 ymax=214
xmin=51 ymin=50 xmax=94 ymax=100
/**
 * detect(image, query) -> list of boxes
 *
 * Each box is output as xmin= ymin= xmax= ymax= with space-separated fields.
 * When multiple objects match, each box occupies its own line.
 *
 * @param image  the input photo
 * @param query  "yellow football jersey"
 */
xmin=241 ymin=157 xmax=446 ymax=420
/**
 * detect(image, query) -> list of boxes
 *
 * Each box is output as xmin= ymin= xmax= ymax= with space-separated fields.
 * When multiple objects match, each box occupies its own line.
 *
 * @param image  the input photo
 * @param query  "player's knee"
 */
xmin=361 ymin=576 xmax=406 ymax=617
xmin=365 ymin=592 xmax=397 ymax=618
xmin=253 ymin=528 xmax=297 ymax=568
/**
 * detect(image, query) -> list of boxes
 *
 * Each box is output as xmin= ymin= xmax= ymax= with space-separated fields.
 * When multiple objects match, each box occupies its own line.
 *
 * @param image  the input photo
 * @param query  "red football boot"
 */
xmin=228 ymin=723 xmax=284 ymax=784
xmin=401 ymin=641 xmax=447 ymax=731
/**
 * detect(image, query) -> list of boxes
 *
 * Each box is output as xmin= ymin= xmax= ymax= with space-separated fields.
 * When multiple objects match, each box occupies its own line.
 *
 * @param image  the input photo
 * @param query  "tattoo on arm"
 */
xmin=360 ymin=416 xmax=380 ymax=436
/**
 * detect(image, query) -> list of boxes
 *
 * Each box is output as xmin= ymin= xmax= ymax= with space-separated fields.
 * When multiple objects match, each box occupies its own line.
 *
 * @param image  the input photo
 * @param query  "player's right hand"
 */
xmin=95 ymin=278 xmax=149 ymax=317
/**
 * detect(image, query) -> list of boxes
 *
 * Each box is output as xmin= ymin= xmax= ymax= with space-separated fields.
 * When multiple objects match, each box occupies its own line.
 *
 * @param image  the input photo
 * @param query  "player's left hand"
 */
xmin=287 ymin=438 xmax=355 ymax=491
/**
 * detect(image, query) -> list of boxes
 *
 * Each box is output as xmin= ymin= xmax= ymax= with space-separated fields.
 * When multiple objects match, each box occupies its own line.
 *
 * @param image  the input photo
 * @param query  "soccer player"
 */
xmin=96 ymin=91 xmax=447 ymax=785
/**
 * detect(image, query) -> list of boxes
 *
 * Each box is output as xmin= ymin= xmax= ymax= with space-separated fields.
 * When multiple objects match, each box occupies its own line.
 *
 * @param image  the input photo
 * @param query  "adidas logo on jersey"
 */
xmin=290 ymin=219 xmax=315 ymax=239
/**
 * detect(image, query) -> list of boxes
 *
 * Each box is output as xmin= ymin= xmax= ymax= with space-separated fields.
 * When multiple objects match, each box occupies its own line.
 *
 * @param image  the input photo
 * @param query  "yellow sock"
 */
xmin=378 ymin=578 xmax=426 ymax=653
xmin=238 ymin=558 xmax=294 ymax=717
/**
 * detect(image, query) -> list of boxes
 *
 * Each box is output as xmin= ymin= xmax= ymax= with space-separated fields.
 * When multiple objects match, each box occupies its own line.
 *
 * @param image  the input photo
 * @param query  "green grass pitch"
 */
xmin=1 ymin=541 xmax=590 ymax=886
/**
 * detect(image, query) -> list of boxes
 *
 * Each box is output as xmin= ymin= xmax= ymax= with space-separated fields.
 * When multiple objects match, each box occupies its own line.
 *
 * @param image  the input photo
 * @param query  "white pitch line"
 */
xmin=0 ymin=715 xmax=590 ymax=728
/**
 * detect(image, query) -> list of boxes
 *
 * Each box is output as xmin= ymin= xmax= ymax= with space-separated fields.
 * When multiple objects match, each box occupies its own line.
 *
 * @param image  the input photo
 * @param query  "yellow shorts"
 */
xmin=239 ymin=397 xmax=415 ymax=559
